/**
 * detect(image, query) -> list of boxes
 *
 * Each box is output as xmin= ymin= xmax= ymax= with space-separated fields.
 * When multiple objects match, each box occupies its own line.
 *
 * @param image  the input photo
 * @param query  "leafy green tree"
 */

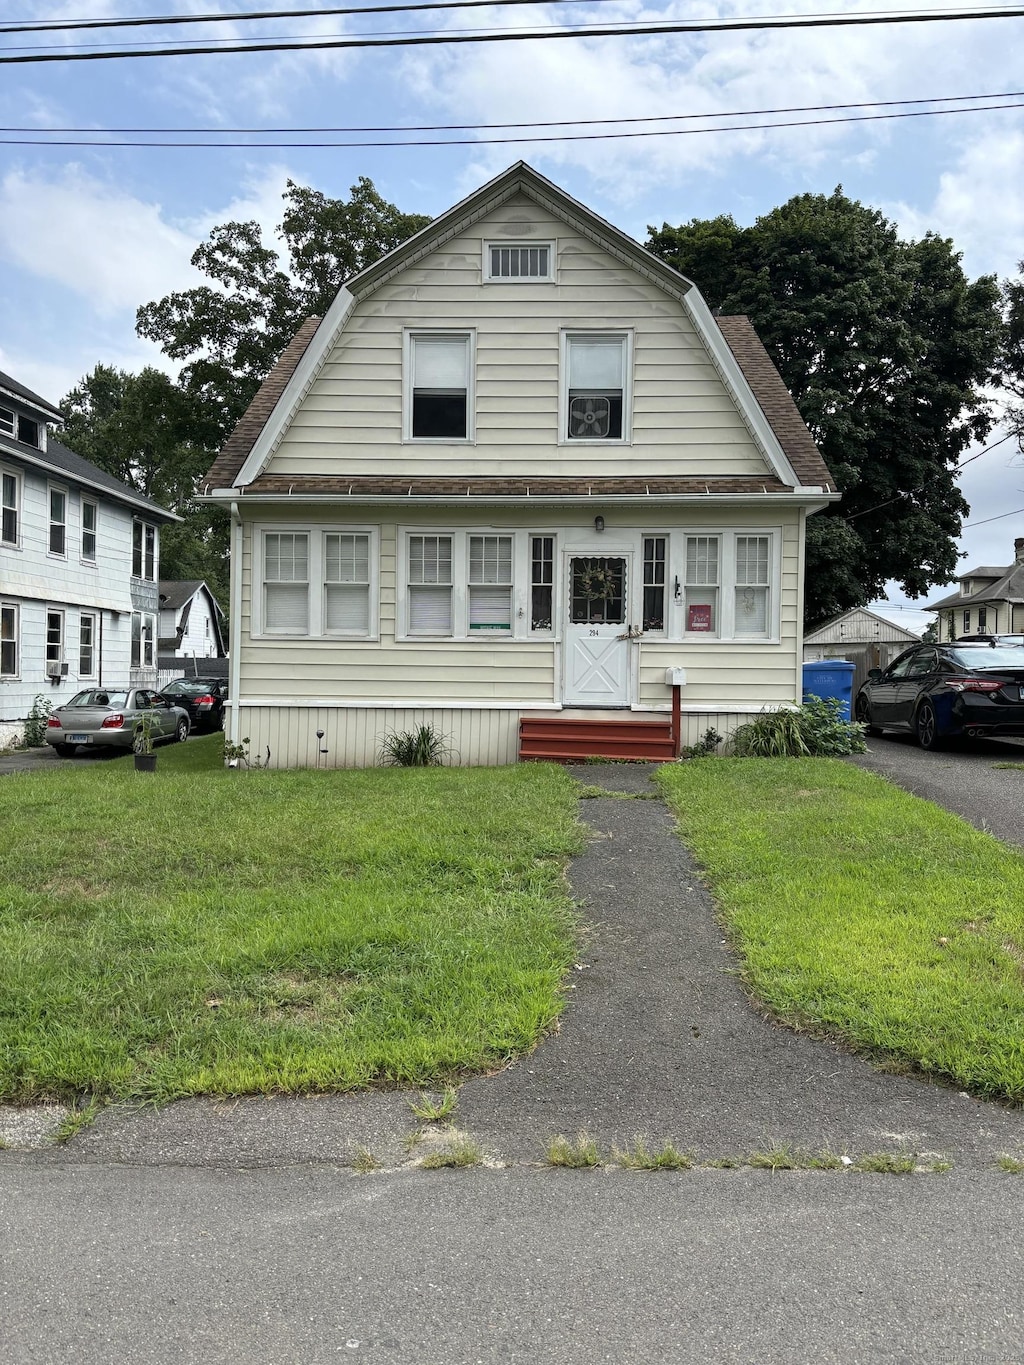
xmin=648 ymin=190 xmax=1003 ymax=624
xmin=58 ymin=365 xmax=229 ymax=607
xmin=997 ymin=261 xmax=1024 ymax=452
xmin=137 ymin=176 xmax=430 ymax=443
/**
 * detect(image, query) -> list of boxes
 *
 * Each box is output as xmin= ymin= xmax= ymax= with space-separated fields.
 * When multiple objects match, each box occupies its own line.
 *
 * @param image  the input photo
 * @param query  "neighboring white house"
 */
xmin=803 ymin=606 xmax=920 ymax=696
xmin=158 ymin=579 xmax=226 ymax=663
xmin=201 ymin=162 xmax=838 ymax=767
xmin=927 ymin=538 xmax=1024 ymax=641
xmin=0 ymin=370 xmax=178 ymax=745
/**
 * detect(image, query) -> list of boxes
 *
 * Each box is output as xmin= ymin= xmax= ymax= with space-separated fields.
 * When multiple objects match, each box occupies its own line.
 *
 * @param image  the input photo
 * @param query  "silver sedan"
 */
xmin=44 ymin=688 xmax=191 ymax=756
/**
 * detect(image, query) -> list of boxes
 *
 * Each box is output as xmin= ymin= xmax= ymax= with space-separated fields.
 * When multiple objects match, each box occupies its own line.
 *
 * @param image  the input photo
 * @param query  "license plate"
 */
xmin=68 ymin=733 xmax=90 ymax=743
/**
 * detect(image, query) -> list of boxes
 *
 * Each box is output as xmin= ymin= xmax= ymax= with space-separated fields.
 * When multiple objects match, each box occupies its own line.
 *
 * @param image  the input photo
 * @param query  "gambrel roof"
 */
xmin=201 ymin=161 xmax=835 ymax=503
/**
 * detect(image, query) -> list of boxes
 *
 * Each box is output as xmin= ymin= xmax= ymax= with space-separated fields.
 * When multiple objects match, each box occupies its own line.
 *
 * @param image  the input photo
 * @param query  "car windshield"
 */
xmin=66 ymin=690 xmax=129 ymax=708
xmin=946 ymin=647 xmax=1024 ymax=670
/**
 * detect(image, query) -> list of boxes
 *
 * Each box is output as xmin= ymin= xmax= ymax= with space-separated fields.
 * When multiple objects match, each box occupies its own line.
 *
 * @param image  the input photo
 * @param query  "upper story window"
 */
xmin=132 ymin=519 xmax=156 ymax=580
xmin=0 ymin=407 xmax=39 ymax=447
xmin=48 ymin=485 xmax=67 ymax=557
xmin=563 ymin=333 xmax=630 ymax=442
xmin=485 ymin=242 xmax=553 ymax=282
xmin=405 ymin=332 xmax=473 ymax=442
xmin=0 ymin=407 xmax=14 ymax=439
xmin=81 ymin=499 xmax=97 ymax=563
xmin=1 ymin=466 xmax=19 ymax=547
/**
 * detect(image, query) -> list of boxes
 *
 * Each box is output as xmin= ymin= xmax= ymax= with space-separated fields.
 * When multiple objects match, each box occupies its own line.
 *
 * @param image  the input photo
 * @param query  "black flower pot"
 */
xmin=134 ymin=753 xmax=157 ymax=773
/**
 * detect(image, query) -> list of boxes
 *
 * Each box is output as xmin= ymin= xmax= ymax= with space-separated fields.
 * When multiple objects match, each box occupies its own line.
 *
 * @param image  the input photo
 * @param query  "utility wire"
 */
xmin=962 ymin=504 xmax=1024 ymax=527
xmin=2 ymin=6 xmax=1023 ymax=64
xmin=844 ymin=436 xmax=1018 ymax=526
xmin=0 ymin=0 xmax=1010 ymax=36
xmin=3 ymin=87 xmax=1020 ymax=134
xmin=3 ymin=97 xmax=1022 ymax=143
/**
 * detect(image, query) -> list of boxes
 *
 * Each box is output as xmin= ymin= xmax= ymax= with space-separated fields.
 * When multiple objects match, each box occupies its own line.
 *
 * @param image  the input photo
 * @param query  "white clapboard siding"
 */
xmin=263 ymin=198 xmax=774 ymax=480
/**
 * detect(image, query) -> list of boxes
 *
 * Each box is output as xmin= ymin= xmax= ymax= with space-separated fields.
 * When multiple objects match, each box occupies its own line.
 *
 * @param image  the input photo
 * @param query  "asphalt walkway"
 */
xmin=7 ymin=761 xmax=1024 ymax=1171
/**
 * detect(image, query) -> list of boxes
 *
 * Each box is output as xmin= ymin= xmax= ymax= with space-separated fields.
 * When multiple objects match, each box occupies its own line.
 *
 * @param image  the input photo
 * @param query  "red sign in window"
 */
xmin=687 ymin=603 xmax=713 ymax=632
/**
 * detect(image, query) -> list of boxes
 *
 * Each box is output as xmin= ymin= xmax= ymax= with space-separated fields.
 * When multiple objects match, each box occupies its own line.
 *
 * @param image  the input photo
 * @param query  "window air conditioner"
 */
xmin=46 ymin=661 xmax=69 ymax=678
xmin=569 ymin=395 xmax=611 ymax=439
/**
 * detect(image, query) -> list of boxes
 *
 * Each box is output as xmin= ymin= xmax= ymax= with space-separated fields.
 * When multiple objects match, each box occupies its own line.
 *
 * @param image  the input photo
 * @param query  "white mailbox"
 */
xmin=664 ymin=667 xmax=687 ymax=687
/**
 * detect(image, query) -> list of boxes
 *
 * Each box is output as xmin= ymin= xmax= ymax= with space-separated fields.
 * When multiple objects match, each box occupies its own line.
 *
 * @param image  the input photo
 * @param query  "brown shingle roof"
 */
xmin=714 ymin=316 xmax=835 ymax=490
xmin=244 ymin=474 xmax=792 ymax=497
xmin=201 ymin=316 xmax=321 ymax=491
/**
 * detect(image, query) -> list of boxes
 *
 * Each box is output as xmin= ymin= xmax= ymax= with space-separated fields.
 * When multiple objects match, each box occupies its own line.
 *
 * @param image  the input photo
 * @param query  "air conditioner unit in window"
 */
xmin=569 ymin=395 xmax=610 ymax=439
xmin=45 ymin=661 xmax=68 ymax=678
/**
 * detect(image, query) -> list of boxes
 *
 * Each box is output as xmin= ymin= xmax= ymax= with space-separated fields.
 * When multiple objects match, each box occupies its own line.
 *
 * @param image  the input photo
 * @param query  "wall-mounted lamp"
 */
xmin=673 ymin=575 xmax=682 ymax=601
xmin=594 ymin=515 xmax=605 ymax=533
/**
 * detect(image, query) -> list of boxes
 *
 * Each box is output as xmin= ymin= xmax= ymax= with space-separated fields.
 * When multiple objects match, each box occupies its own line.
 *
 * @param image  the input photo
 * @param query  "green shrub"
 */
xmin=732 ymin=696 xmax=865 ymax=758
xmin=378 ymin=724 xmax=451 ymax=767
xmin=21 ymin=695 xmax=53 ymax=748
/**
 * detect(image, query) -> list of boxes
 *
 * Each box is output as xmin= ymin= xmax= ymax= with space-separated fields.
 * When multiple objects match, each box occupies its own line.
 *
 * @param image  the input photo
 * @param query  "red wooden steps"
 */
xmin=519 ymin=716 xmax=676 ymax=763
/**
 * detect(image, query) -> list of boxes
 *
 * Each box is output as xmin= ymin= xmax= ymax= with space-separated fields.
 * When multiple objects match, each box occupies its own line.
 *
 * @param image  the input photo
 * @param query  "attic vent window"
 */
xmin=486 ymin=243 xmax=553 ymax=281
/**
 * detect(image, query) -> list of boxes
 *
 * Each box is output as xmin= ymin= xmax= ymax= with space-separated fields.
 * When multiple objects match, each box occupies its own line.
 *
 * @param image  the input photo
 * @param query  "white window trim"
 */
xmin=131 ymin=611 xmax=156 ymax=669
xmin=1 ymin=462 xmax=21 ymax=549
xmin=48 ymin=482 xmax=68 ymax=559
xmin=79 ymin=611 xmax=97 ymax=678
xmin=402 ymin=329 xmax=476 ymax=444
xmin=672 ymin=528 xmax=782 ymax=643
xmin=1 ymin=601 xmax=19 ymax=678
xmin=80 ymin=498 xmax=98 ymax=564
xmin=252 ymin=525 xmax=380 ymax=640
xmin=45 ymin=607 xmax=65 ymax=667
xmin=132 ymin=519 xmax=157 ymax=581
xmin=398 ymin=527 xmax=559 ymax=643
xmin=483 ymin=239 xmax=556 ymax=283
xmin=558 ymin=330 xmax=633 ymax=446
xmin=0 ymin=407 xmax=14 ymax=439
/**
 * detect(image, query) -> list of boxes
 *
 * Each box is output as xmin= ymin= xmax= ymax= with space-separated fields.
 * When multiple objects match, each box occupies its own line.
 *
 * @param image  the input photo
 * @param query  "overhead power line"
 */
xmin=4 ymin=87 xmax=1019 ymax=135
xmin=2 ymin=5 xmax=1023 ymax=65
xmin=4 ymin=96 xmax=1024 ymax=144
xmin=962 ymin=504 xmax=1024 ymax=527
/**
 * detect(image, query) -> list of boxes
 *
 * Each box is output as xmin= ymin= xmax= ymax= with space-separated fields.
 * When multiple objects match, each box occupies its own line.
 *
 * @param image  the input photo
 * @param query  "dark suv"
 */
xmin=855 ymin=642 xmax=1024 ymax=749
xmin=159 ymin=677 xmax=228 ymax=733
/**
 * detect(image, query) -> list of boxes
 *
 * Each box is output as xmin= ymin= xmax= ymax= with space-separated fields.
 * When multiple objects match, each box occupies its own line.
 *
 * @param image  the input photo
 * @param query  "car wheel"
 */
xmin=53 ymin=743 xmax=77 ymax=757
xmin=855 ymin=694 xmax=881 ymax=736
xmin=174 ymin=718 xmax=189 ymax=744
xmin=915 ymin=701 xmax=944 ymax=751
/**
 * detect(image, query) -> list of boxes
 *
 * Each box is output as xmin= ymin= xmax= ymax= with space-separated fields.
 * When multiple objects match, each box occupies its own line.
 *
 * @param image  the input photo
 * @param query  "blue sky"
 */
xmin=2 ymin=0 xmax=1023 ymax=624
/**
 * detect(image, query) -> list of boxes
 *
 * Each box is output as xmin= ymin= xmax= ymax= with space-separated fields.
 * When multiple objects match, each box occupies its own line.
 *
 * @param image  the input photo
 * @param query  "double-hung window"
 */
xmin=258 ymin=528 xmax=377 ymax=638
xmin=642 ymin=537 xmax=667 ymax=633
xmin=468 ymin=536 xmax=513 ymax=632
xmin=563 ymin=333 xmax=630 ymax=442
xmin=131 ymin=612 xmax=155 ymax=668
xmin=81 ymin=500 xmax=97 ymax=562
xmin=406 ymin=332 xmax=473 ymax=441
xmin=46 ymin=610 xmax=64 ymax=670
xmin=683 ymin=536 xmax=720 ymax=636
xmin=734 ymin=536 xmax=771 ymax=638
xmin=49 ymin=486 xmax=67 ymax=557
xmin=79 ymin=613 xmax=96 ymax=676
xmin=1 ymin=603 xmax=18 ymax=677
xmin=530 ymin=537 xmax=554 ymax=632
xmin=263 ymin=532 xmax=310 ymax=634
xmin=1 ymin=467 xmax=19 ymax=547
xmin=408 ymin=535 xmax=453 ymax=635
xmin=132 ymin=520 xmax=156 ymax=580
xmin=0 ymin=407 xmax=14 ymax=439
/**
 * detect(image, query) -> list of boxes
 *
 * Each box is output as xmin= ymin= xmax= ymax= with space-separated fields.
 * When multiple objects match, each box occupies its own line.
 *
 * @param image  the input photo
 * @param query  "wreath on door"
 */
xmin=575 ymin=560 xmax=621 ymax=601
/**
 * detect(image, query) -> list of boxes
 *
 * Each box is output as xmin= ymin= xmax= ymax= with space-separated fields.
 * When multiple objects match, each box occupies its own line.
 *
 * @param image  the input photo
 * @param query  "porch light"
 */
xmin=594 ymin=515 xmax=605 ymax=533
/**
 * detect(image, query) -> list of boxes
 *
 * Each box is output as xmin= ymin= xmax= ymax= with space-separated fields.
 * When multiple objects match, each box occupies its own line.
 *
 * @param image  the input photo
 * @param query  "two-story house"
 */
xmin=201 ymin=162 xmax=837 ymax=767
xmin=157 ymin=580 xmax=227 ymax=667
xmin=927 ymin=539 xmax=1024 ymax=641
xmin=0 ymin=370 xmax=178 ymax=745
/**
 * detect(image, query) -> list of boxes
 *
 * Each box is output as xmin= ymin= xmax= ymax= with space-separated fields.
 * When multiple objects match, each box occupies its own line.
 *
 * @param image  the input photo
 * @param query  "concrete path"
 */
xmin=8 ymin=761 xmax=1024 ymax=1172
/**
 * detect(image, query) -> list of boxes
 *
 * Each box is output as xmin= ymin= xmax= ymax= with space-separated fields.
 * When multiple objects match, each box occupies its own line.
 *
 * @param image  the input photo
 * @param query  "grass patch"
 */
xmin=657 ymin=759 xmax=1024 ymax=1104
xmin=0 ymin=762 xmax=583 ymax=1103
xmin=352 ymin=1147 xmax=382 ymax=1173
xmin=546 ymin=1132 xmax=601 ymax=1167
xmin=997 ymin=1155 xmax=1024 ymax=1173
xmin=613 ymin=1138 xmax=694 ymax=1170
xmin=419 ymin=1136 xmax=481 ymax=1168
xmin=408 ymin=1087 xmax=458 ymax=1122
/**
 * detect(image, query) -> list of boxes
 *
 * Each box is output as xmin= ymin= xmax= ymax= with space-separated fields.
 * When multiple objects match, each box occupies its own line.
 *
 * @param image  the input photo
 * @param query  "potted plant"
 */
xmin=133 ymin=707 xmax=159 ymax=773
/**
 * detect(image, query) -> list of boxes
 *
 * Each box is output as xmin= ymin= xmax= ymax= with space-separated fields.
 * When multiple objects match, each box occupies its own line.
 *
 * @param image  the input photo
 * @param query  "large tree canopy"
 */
xmin=998 ymin=259 xmax=1024 ymax=452
xmin=59 ymin=364 xmax=229 ymax=606
xmin=648 ymin=190 xmax=1003 ymax=624
xmin=137 ymin=176 xmax=430 ymax=443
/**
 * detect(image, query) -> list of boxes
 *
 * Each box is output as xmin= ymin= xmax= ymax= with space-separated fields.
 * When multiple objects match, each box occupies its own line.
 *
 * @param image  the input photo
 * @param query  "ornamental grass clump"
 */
xmin=378 ymin=723 xmax=451 ymax=767
xmin=731 ymin=696 xmax=865 ymax=758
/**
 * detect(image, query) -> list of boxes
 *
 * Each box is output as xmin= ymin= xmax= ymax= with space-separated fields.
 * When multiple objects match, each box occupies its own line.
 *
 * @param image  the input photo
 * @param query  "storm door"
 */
xmin=563 ymin=555 xmax=632 ymax=706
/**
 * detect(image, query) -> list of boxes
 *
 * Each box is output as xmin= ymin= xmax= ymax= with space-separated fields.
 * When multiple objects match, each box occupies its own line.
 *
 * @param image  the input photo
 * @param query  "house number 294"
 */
xmin=589 ymin=629 xmax=600 ymax=636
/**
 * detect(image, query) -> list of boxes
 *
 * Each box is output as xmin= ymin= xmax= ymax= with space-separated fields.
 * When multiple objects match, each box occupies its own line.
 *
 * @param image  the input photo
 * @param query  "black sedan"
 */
xmin=159 ymin=677 xmax=228 ymax=733
xmin=855 ymin=642 xmax=1024 ymax=749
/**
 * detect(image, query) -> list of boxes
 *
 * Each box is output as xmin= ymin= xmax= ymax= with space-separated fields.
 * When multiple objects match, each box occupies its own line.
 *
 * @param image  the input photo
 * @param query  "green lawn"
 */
xmin=657 ymin=759 xmax=1024 ymax=1102
xmin=0 ymin=745 xmax=583 ymax=1103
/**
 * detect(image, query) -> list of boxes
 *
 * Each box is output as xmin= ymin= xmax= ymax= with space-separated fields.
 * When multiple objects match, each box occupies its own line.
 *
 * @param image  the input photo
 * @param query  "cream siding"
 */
xmin=264 ymin=197 xmax=774 ymax=480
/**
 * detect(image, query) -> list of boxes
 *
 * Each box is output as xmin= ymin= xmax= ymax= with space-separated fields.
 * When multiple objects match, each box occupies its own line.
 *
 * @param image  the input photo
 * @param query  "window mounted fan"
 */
xmin=569 ymin=395 xmax=610 ymax=438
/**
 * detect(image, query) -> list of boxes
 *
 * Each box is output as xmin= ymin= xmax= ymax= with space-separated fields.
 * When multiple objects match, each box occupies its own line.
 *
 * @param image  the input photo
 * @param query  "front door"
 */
xmin=563 ymin=554 xmax=632 ymax=706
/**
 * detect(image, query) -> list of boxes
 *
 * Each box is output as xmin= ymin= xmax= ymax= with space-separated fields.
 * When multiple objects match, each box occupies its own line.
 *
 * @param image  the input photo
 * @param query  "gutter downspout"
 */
xmin=796 ymin=506 xmax=807 ymax=701
xmin=228 ymin=501 xmax=243 ymax=746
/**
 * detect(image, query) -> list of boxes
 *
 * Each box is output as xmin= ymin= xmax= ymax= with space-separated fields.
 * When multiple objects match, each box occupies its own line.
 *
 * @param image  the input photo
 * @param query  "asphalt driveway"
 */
xmin=849 ymin=733 xmax=1024 ymax=849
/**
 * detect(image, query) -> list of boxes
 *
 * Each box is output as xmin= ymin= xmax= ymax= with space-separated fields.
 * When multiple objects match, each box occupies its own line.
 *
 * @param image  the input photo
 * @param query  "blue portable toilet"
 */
xmin=802 ymin=660 xmax=856 ymax=722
